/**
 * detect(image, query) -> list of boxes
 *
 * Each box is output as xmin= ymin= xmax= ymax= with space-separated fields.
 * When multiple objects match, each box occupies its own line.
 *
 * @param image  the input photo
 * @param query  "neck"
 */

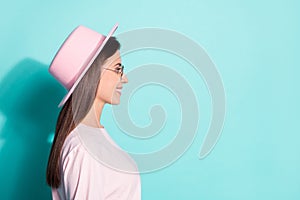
xmin=81 ymin=99 xmax=105 ymax=128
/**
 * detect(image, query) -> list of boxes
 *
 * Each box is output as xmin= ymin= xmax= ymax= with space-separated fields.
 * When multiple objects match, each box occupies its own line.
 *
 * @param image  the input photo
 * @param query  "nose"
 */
xmin=121 ymin=74 xmax=128 ymax=83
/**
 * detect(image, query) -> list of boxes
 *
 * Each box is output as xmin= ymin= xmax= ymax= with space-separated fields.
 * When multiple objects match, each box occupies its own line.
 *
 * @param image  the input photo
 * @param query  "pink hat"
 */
xmin=49 ymin=23 xmax=119 ymax=107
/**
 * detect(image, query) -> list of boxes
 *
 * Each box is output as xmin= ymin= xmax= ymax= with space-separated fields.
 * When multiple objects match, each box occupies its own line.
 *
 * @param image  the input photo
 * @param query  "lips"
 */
xmin=116 ymin=87 xmax=122 ymax=95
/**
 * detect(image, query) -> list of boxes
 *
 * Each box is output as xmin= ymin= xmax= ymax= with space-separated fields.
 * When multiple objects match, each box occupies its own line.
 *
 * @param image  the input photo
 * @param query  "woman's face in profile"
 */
xmin=96 ymin=50 xmax=128 ymax=105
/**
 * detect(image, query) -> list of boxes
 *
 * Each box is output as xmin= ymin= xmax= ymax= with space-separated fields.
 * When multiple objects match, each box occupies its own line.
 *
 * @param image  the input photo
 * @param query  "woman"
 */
xmin=46 ymin=24 xmax=141 ymax=199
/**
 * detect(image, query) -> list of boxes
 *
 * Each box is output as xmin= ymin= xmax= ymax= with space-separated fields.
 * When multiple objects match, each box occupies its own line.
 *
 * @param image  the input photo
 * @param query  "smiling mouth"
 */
xmin=116 ymin=89 xmax=122 ymax=95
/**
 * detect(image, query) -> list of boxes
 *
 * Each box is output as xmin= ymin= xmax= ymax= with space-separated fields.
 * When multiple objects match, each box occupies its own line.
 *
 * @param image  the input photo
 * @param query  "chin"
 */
xmin=110 ymin=97 xmax=120 ymax=105
xmin=111 ymin=101 xmax=120 ymax=105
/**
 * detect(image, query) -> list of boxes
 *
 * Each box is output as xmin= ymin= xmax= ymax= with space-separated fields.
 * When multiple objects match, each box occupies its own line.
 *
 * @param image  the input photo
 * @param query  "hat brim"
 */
xmin=57 ymin=23 xmax=119 ymax=108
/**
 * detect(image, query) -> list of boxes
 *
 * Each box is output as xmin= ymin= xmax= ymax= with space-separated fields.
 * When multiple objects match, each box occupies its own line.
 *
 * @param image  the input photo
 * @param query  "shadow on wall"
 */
xmin=0 ymin=58 xmax=65 ymax=200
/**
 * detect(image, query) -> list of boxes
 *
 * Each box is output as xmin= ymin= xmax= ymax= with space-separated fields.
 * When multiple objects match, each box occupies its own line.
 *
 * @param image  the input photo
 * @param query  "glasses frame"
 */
xmin=103 ymin=64 xmax=124 ymax=78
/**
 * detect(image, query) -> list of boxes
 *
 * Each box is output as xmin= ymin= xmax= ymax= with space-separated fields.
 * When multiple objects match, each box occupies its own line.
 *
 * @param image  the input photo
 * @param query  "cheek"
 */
xmin=96 ymin=77 xmax=118 ymax=100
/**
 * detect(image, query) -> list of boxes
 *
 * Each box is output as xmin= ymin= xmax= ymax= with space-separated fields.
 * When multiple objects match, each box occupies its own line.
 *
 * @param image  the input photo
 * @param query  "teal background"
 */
xmin=0 ymin=0 xmax=299 ymax=199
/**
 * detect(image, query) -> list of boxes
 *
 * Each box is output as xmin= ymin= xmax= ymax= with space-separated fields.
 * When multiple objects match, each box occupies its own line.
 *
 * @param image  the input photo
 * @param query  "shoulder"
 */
xmin=61 ymin=127 xmax=82 ymax=158
xmin=60 ymin=127 xmax=104 ymax=172
xmin=61 ymin=124 xmax=139 ymax=173
xmin=60 ymin=125 xmax=107 ymax=166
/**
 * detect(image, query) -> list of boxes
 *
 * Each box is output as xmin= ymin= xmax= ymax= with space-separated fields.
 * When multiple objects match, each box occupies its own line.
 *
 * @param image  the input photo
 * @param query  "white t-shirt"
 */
xmin=51 ymin=123 xmax=141 ymax=200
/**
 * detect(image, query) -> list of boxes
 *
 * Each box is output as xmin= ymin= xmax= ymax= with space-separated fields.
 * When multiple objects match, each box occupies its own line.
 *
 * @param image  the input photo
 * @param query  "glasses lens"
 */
xmin=120 ymin=65 xmax=124 ymax=77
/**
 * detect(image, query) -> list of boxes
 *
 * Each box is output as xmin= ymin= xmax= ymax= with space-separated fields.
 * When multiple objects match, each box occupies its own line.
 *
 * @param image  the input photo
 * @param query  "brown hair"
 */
xmin=46 ymin=36 xmax=120 ymax=188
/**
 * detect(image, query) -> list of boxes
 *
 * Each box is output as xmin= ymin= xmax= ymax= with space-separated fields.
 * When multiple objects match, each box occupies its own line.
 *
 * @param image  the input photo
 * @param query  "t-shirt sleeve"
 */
xmin=61 ymin=145 xmax=105 ymax=200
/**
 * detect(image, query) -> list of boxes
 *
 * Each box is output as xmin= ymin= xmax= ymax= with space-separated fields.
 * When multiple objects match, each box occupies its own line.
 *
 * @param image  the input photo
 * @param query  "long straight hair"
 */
xmin=46 ymin=37 xmax=120 ymax=188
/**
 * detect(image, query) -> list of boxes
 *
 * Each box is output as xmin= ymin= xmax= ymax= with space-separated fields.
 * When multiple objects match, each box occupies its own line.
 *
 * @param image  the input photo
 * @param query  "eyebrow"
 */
xmin=114 ymin=63 xmax=122 ymax=68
